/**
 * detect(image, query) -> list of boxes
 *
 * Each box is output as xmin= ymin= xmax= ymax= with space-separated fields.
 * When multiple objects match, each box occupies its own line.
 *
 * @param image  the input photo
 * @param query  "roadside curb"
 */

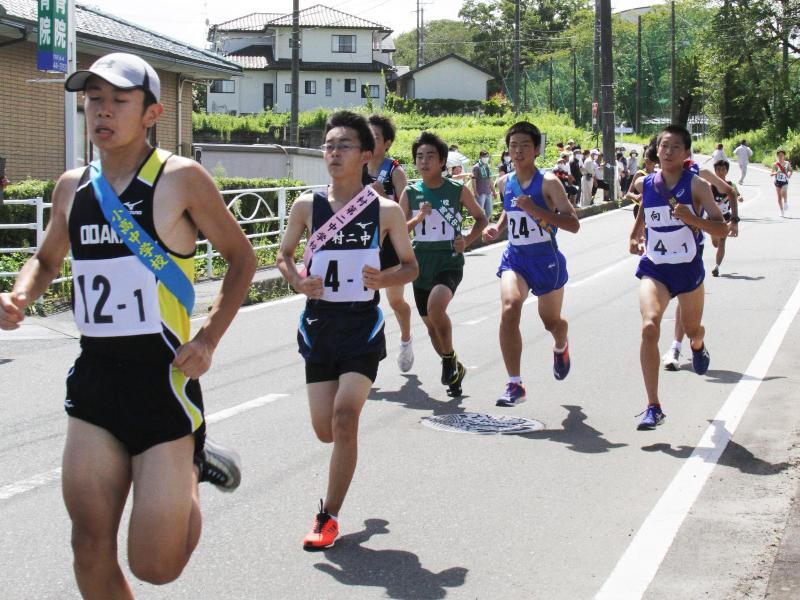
xmin=191 ymin=198 xmax=633 ymax=316
xmin=766 ymin=479 xmax=800 ymax=598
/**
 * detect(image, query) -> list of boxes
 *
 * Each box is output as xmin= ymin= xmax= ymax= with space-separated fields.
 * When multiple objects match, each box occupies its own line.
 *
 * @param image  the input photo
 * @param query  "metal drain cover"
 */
xmin=421 ymin=412 xmax=545 ymax=435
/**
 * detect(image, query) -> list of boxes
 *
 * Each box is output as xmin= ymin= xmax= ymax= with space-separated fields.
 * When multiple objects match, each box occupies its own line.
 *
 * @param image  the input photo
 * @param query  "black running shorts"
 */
xmin=305 ymin=351 xmax=382 ymax=384
xmin=65 ymin=353 xmax=206 ymax=456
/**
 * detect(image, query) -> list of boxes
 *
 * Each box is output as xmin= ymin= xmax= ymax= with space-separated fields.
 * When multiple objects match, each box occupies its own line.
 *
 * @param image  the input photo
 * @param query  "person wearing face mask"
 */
xmin=472 ymin=149 xmax=497 ymax=219
xmin=499 ymin=150 xmax=515 ymax=175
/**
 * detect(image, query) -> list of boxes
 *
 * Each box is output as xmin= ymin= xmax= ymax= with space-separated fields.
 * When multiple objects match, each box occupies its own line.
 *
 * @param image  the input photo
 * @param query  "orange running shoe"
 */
xmin=303 ymin=500 xmax=339 ymax=550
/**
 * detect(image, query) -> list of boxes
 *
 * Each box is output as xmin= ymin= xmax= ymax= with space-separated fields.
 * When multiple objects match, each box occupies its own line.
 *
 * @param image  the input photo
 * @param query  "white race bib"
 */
xmin=72 ymin=255 xmax=162 ymax=337
xmin=413 ymin=211 xmax=454 ymax=241
xmin=776 ymin=165 xmax=788 ymax=183
xmin=646 ymin=227 xmax=697 ymax=265
xmin=507 ymin=212 xmax=550 ymax=246
xmin=644 ymin=205 xmax=685 ymax=228
xmin=309 ymin=248 xmax=380 ymax=302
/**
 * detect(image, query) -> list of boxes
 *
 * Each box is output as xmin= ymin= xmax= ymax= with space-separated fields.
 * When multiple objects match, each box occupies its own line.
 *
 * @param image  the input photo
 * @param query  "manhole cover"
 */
xmin=421 ymin=412 xmax=545 ymax=435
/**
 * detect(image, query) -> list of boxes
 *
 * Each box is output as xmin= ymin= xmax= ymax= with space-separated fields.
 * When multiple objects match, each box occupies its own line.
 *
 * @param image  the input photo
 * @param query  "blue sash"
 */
xmin=89 ymin=160 xmax=195 ymax=315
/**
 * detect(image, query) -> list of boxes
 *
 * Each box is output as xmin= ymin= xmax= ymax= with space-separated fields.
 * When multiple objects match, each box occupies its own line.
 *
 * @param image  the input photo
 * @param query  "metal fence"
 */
xmin=0 ymin=183 xmax=328 ymax=286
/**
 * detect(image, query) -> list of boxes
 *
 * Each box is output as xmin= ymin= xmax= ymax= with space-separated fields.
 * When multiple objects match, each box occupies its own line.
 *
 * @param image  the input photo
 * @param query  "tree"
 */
xmin=393 ymin=20 xmax=478 ymax=68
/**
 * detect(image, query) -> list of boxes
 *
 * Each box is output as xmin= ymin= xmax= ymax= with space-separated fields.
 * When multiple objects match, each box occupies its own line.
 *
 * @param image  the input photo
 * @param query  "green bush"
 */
xmin=693 ymin=125 xmax=800 ymax=168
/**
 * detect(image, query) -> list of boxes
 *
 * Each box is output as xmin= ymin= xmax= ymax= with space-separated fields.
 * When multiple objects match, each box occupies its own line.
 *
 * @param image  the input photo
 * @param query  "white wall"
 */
xmin=300 ymin=28 xmax=373 ymax=63
xmin=274 ymin=70 xmax=384 ymax=113
xmin=195 ymin=144 xmax=329 ymax=185
xmin=412 ymin=58 xmax=491 ymax=101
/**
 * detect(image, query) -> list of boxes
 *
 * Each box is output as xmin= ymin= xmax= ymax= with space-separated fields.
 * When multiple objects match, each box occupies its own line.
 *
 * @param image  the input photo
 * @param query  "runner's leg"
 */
xmin=639 ymin=277 xmax=671 ymax=405
xmin=422 ymin=284 xmax=455 ymax=355
xmin=127 ymin=435 xmax=200 ymax=584
xmin=538 ymin=286 xmax=568 ymax=349
xmin=499 ymin=270 xmax=528 ymax=377
xmin=677 ymin=283 xmax=706 ymax=352
xmin=386 ymin=282 xmax=412 ymax=343
xmin=62 ymin=418 xmax=134 ymax=600
xmin=324 ymin=372 xmax=371 ymax=516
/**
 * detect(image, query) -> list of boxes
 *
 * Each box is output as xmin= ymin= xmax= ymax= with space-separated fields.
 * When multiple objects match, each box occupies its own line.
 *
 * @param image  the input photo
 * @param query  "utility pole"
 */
xmin=635 ymin=15 xmax=642 ymax=133
xmin=600 ymin=0 xmax=616 ymax=201
xmin=670 ymin=0 xmax=677 ymax=124
xmin=65 ymin=0 xmax=77 ymax=169
xmin=513 ymin=0 xmax=521 ymax=113
xmin=416 ymin=0 xmax=421 ymax=68
xmin=572 ymin=49 xmax=577 ymax=124
xmin=420 ymin=7 xmax=425 ymax=65
xmin=289 ymin=0 xmax=300 ymax=146
xmin=548 ymin=59 xmax=553 ymax=111
xmin=593 ymin=0 xmax=601 ymax=136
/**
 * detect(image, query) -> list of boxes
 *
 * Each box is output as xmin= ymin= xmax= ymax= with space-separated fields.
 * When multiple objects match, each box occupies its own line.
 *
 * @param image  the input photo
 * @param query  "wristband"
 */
xmin=732 ymin=216 xmax=740 ymax=223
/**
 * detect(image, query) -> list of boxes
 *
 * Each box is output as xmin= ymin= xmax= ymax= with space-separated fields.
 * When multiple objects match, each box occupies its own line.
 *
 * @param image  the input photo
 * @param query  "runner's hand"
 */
xmin=514 ymin=194 xmax=536 ymax=215
xmin=370 ymin=181 xmax=384 ymax=195
xmin=173 ymin=337 xmax=214 ymax=379
xmin=419 ymin=202 xmax=432 ymax=217
xmin=0 ymin=292 xmax=28 ymax=330
xmin=296 ymin=275 xmax=323 ymax=299
xmin=362 ymin=265 xmax=383 ymax=290
xmin=728 ymin=222 xmax=739 ymax=238
xmin=629 ymin=236 xmax=645 ymax=256
xmin=482 ymin=224 xmax=500 ymax=242
xmin=453 ymin=235 xmax=466 ymax=253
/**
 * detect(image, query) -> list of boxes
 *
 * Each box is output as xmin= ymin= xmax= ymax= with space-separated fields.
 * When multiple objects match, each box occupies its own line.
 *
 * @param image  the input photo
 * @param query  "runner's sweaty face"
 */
xmin=323 ymin=126 xmax=371 ymax=178
xmin=507 ymin=133 xmax=539 ymax=167
xmin=83 ymin=76 xmax=161 ymax=150
xmin=414 ymin=144 xmax=445 ymax=181
xmin=656 ymin=133 xmax=690 ymax=169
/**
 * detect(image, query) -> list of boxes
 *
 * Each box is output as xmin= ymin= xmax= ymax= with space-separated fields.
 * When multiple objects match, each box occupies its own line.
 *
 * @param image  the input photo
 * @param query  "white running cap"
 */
xmin=65 ymin=53 xmax=160 ymax=102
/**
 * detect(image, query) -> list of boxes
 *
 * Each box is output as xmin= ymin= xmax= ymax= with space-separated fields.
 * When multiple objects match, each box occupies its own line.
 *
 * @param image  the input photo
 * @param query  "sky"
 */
xmin=92 ymin=0 xmax=661 ymax=49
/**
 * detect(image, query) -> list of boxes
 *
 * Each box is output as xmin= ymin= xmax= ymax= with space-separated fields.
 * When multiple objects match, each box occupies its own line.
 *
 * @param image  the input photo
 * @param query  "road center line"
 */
xmin=0 ymin=393 xmax=289 ymax=502
xmin=595 ymin=275 xmax=800 ymax=600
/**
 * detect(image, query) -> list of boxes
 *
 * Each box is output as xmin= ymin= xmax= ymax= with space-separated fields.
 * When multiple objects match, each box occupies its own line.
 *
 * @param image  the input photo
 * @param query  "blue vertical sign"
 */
xmin=37 ymin=0 xmax=68 ymax=72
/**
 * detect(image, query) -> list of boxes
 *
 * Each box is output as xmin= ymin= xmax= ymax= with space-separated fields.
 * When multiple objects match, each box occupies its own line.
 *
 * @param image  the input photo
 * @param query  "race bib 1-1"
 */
xmin=413 ymin=211 xmax=454 ymax=242
xmin=72 ymin=256 xmax=162 ymax=337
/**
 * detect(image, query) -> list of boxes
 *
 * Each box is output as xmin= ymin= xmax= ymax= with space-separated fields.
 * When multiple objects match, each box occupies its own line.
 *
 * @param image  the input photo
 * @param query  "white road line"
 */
xmin=462 ymin=317 xmax=488 ymax=326
xmin=0 ymin=468 xmax=62 ymax=501
xmin=0 ymin=393 xmax=290 ymax=502
xmin=595 ymin=276 xmax=800 ymax=600
xmin=569 ymin=256 xmax=637 ymax=288
xmin=205 ymin=393 xmax=288 ymax=424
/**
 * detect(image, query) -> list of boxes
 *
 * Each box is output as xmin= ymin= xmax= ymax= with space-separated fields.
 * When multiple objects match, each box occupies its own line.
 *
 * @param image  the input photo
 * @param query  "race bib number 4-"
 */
xmin=413 ymin=211 xmax=454 ymax=242
xmin=507 ymin=212 xmax=550 ymax=246
xmin=309 ymin=248 xmax=380 ymax=302
xmin=646 ymin=227 xmax=697 ymax=265
xmin=72 ymin=256 xmax=162 ymax=337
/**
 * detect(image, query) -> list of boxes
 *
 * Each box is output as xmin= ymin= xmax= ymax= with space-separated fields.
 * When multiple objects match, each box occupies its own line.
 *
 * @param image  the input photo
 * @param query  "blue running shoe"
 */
xmin=691 ymin=344 xmax=710 ymax=375
xmin=496 ymin=382 xmax=527 ymax=407
xmin=553 ymin=343 xmax=571 ymax=380
xmin=637 ymin=404 xmax=666 ymax=430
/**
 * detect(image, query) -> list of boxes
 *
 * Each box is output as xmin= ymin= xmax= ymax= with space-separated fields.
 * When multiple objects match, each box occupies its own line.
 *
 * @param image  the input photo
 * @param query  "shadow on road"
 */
xmin=313 ymin=519 xmax=468 ymax=599
xmin=641 ymin=421 xmax=791 ymax=475
xmin=369 ymin=375 xmax=468 ymax=416
xmin=516 ymin=404 xmax=627 ymax=454
xmin=718 ymin=273 xmax=765 ymax=281
xmin=677 ymin=365 xmax=785 ymax=385
xmin=0 ymin=358 xmax=11 ymax=366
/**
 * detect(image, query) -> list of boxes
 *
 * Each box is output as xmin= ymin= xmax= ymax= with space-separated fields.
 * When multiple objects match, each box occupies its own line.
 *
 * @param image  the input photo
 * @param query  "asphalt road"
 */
xmin=1 ymin=161 xmax=799 ymax=599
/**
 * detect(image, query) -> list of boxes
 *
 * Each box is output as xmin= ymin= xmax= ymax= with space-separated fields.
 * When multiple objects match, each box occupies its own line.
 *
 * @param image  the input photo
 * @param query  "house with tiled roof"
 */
xmin=206 ymin=4 xmax=395 ymax=115
xmin=396 ymin=54 xmax=495 ymax=102
xmin=0 ymin=0 xmax=241 ymax=181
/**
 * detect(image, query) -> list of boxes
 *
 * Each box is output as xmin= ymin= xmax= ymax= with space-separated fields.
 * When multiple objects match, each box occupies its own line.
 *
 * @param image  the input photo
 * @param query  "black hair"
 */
xmin=645 ymin=137 xmax=659 ymax=163
xmin=324 ymin=110 xmax=375 ymax=152
xmin=142 ymin=89 xmax=158 ymax=111
xmin=714 ymin=159 xmax=730 ymax=170
xmin=656 ymin=124 xmax=692 ymax=151
xmin=449 ymin=144 xmax=459 ymax=151
xmin=505 ymin=121 xmax=542 ymax=147
xmin=367 ymin=114 xmax=396 ymax=142
xmin=413 ymin=131 xmax=449 ymax=162
xmin=716 ymin=143 xmax=723 ymax=150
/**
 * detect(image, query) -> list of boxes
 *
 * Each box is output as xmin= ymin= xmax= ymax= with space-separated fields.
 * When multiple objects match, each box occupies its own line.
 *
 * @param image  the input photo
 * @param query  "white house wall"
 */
xmin=275 ymin=70 xmax=384 ymax=113
xmin=412 ymin=59 xmax=491 ymax=101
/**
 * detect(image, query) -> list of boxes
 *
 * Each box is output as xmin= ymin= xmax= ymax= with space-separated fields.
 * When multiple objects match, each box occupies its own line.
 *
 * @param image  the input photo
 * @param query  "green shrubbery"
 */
xmin=693 ymin=126 xmax=800 ymax=168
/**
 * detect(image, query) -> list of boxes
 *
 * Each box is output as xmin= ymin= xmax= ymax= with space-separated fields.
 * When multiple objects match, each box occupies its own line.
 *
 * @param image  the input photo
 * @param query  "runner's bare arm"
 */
xmin=629 ymin=201 xmax=646 ymax=255
xmin=541 ymin=173 xmax=580 ymax=233
xmin=674 ymin=177 xmax=728 ymax=238
xmin=391 ymin=165 xmax=408 ymax=198
xmin=276 ymin=193 xmax=322 ymax=300
xmin=625 ymin=172 xmax=644 ymax=202
xmin=458 ymin=185 xmax=488 ymax=251
xmin=0 ymin=170 xmax=79 ymax=330
xmin=362 ymin=201 xmax=418 ymax=290
xmin=483 ymin=176 xmax=508 ymax=241
xmin=399 ymin=187 xmax=429 ymax=231
xmin=171 ymin=160 xmax=257 ymax=378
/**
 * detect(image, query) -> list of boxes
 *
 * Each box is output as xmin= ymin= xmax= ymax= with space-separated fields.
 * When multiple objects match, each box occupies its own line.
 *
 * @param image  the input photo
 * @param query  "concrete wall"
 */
xmin=0 ymin=42 xmax=192 ymax=182
xmin=411 ymin=58 xmax=491 ymax=101
xmin=195 ymin=144 xmax=328 ymax=185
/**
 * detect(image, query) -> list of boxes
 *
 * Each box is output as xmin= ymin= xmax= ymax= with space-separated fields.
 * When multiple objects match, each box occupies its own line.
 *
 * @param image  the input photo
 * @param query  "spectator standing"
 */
xmin=472 ymin=149 xmax=497 ymax=219
xmin=580 ymin=149 xmax=596 ymax=207
xmin=733 ymin=140 xmax=753 ymax=184
xmin=709 ymin=143 xmax=727 ymax=164
xmin=499 ymin=150 xmax=514 ymax=175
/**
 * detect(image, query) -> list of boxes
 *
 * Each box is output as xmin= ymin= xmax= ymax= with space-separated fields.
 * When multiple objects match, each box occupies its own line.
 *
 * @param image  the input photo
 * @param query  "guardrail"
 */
xmin=0 ymin=184 xmax=328 ymax=286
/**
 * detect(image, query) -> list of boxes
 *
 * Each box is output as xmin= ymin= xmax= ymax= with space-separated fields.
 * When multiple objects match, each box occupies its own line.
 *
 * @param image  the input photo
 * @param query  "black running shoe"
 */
xmin=195 ymin=438 xmax=242 ymax=492
xmin=441 ymin=353 xmax=459 ymax=385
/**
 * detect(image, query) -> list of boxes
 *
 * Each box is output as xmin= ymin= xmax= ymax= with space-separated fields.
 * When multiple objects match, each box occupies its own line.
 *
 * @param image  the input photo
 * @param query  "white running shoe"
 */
xmin=662 ymin=347 xmax=680 ymax=371
xmin=397 ymin=340 xmax=414 ymax=373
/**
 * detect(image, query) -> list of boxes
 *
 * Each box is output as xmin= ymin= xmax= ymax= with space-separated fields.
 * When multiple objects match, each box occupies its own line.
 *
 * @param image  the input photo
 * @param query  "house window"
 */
xmin=332 ymin=35 xmax=356 ymax=53
xmin=344 ymin=78 xmax=357 ymax=93
xmin=305 ymin=80 xmax=316 ymax=94
xmin=210 ymin=80 xmax=235 ymax=93
xmin=285 ymin=84 xmax=292 ymax=94
xmin=325 ymin=78 xmax=332 ymax=97
xmin=361 ymin=84 xmax=380 ymax=98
